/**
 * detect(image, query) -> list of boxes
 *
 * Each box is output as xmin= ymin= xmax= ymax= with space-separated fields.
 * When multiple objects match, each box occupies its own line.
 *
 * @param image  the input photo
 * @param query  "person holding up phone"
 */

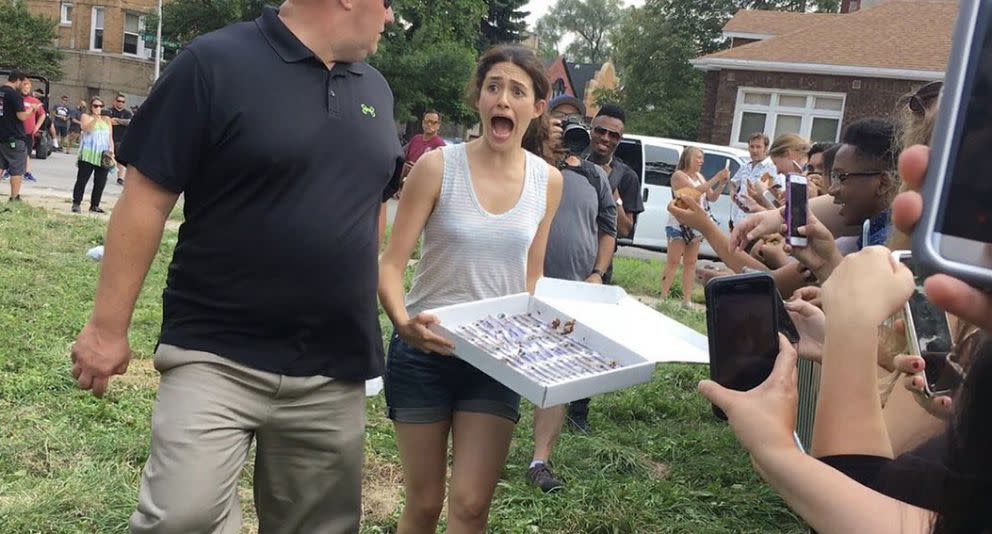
xmin=697 ymin=139 xmax=992 ymax=533
xmin=660 ymin=146 xmax=729 ymax=304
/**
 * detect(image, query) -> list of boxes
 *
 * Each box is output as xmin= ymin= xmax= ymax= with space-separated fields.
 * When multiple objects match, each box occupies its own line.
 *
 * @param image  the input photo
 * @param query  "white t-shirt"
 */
xmin=730 ymin=157 xmax=779 ymax=224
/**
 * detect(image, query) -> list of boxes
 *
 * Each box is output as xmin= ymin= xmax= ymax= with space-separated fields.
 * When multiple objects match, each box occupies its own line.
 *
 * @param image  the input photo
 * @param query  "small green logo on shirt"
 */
xmin=361 ymin=104 xmax=376 ymax=118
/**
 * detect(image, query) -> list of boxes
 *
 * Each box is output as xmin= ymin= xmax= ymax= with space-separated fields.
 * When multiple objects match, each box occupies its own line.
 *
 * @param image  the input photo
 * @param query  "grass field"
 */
xmin=0 ymin=204 xmax=802 ymax=533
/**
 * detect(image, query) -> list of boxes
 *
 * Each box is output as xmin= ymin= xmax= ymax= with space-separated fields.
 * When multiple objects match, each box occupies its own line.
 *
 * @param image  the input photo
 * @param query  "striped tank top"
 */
xmin=405 ymin=143 xmax=549 ymax=316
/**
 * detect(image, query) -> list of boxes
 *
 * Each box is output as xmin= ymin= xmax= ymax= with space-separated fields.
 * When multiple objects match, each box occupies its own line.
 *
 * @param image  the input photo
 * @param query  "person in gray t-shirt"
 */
xmin=527 ymin=96 xmax=618 ymax=494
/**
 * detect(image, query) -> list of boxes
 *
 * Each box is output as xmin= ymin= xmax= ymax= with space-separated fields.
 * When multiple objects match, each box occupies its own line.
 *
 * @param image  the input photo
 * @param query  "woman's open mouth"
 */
xmin=490 ymin=116 xmax=515 ymax=142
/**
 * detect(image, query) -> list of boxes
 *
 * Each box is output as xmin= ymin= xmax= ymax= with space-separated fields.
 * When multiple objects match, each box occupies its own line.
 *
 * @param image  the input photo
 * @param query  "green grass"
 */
xmin=612 ymin=255 xmax=706 ymax=304
xmin=0 ymin=204 xmax=801 ymax=533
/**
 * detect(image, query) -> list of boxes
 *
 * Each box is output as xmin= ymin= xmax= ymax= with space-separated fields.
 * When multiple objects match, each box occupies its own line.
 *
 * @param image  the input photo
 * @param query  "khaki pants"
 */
xmin=130 ymin=344 xmax=365 ymax=534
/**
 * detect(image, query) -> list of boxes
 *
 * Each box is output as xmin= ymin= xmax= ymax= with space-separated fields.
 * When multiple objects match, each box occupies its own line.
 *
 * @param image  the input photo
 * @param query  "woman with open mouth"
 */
xmin=378 ymin=45 xmax=563 ymax=533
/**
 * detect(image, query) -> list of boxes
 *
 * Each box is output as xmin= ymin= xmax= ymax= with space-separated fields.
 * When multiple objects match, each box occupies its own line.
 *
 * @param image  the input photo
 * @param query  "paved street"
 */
xmin=0 ymin=149 xmax=125 ymax=209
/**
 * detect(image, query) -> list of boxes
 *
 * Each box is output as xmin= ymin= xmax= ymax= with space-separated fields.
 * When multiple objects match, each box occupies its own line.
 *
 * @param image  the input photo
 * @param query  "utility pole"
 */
xmin=154 ymin=0 xmax=163 ymax=81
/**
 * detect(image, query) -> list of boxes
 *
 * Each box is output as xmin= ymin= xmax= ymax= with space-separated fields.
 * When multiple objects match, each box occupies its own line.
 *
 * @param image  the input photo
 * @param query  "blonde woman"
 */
xmin=748 ymin=133 xmax=811 ymax=209
xmin=660 ymin=146 xmax=729 ymax=303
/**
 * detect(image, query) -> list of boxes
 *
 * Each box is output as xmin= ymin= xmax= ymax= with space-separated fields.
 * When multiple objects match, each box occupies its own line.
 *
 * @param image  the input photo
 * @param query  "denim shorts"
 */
xmin=384 ymin=334 xmax=521 ymax=424
xmin=666 ymin=225 xmax=701 ymax=242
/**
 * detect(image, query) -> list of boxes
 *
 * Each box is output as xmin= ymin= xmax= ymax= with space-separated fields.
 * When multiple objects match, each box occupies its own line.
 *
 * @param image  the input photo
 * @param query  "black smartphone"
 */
xmin=705 ymin=273 xmax=780 ymax=420
xmin=915 ymin=0 xmax=992 ymax=289
xmin=921 ymin=352 xmax=964 ymax=398
xmin=786 ymin=173 xmax=808 ymax=248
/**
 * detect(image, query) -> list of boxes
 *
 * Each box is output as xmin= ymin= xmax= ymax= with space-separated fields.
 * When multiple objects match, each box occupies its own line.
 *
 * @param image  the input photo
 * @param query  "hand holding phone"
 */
xmin=786 ymin=174 xmax=808 ymax=248
xmin=705 ymin=273 xmax=782 ymax=420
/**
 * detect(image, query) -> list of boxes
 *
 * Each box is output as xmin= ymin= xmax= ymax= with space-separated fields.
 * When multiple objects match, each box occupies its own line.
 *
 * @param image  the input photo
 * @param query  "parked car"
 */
xmin=613 ymin=134 xmax=750 ymax=258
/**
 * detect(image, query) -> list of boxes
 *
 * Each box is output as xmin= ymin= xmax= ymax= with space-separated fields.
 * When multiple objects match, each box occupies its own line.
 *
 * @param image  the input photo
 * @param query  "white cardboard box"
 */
xmin=426 ymin=278 xmax=708 ymax=407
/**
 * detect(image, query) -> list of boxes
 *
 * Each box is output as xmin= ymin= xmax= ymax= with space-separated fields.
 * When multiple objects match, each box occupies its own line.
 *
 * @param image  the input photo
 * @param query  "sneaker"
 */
xmin=8 ymin=195 xmax=21 ymax=202
xmin=24 ymin=172 xmax=36 ymax=182
xmin=527 ymin=462 xmax=564 ymax=493
xmin=89 ymin=206 xmax=106 ymax=214
xmin=71 ymin=204 xmax=81 ymax=213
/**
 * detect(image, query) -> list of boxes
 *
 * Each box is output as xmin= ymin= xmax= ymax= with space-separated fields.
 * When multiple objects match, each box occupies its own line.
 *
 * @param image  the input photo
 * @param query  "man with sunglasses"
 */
xmin=401 ymin=109 xmax=445 ymax=180
xmin=587 ymin=104 xmax=644 ymax=243
xmin=109 ymin=94 xmax=132 ymax=185
xmin=567 ymin=104 xmax=643 ymax=432
xmin=70 ymin=0 xmax=401 ymax=532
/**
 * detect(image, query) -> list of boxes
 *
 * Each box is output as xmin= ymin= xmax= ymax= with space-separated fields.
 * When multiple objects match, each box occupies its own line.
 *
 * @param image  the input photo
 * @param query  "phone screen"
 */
xmin=707 ymin=277 xmax=779 ymax=418
xmin=940 ymin=16 xmax=992 ymax=247
xmin=921 ymin=352 xmax=963 ymax=396
xmin=787 ymin=175 xmax=808 ymax=245
xmin=899 ymin=255 xmax=953 ymax=355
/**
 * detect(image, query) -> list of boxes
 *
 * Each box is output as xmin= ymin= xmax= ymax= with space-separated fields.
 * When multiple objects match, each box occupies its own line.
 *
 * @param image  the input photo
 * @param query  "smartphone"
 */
xmin=915 ymin=0 xmax=992 ymax=289
xmin=786 ymin=174 xmax=808 ymax=248
xmin=705 ymin=273 xmax=780 ymax=420
xmin=893 ymin=251 xmax=953 ymax=357
xmin=776 ymin=295 xmax=801 ymax=345
xmin=920 ymin=352 xmax=964 ymax=398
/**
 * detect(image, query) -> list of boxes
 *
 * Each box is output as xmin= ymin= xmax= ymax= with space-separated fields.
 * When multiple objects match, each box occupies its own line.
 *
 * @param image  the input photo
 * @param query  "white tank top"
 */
xmin=405 ymin=143 xmax=550 ymax=316
xmin=667 ymin=171 xmax=708 ymax=229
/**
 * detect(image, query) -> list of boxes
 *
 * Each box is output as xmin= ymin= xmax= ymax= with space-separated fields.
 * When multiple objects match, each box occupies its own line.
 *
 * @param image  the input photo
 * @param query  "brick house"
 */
xmin=545 ymin=56 xmax=620 ymax=118
xmin=691 ymin=0 xmax=957 ymax=148
xmin=24 ymin=0 xmax=157 ymax=105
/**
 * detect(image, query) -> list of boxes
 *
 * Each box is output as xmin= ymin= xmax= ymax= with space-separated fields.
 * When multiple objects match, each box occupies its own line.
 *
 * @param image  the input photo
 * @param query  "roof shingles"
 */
xmin=701 ymin=1 xmax=957 ymax=72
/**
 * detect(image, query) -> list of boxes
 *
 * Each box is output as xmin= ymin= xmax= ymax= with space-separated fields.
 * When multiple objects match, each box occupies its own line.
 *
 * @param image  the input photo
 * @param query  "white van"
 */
xmin=613 ymin=135 xmax=750 ymax=258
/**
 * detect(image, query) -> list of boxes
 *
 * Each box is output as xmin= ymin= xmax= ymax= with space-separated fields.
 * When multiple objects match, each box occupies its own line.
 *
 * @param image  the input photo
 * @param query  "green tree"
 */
xmin=613 ymin=2 xmax=703 ymax=139
xmin=0 ymin=1 xmax=63 ymax=79
xmin=369 ymin=0 xmax=487 ymax=128
xmin=534 ymin=0 xmax=624 ymax=64
xmin=153 ymin=0 xmax=486 ymax=127
xmin=478 ymin=0 xmax=529 ymax=52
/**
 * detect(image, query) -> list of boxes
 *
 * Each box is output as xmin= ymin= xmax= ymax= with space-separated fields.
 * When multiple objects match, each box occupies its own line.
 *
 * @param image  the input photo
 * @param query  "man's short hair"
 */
xmin=841 ymin=117 xmax=898 ymax=169
xmin=7 ymin=70 xmax=26 ymax=83
xmin=822 ymin=144 xmax=841 ymax=174
xmin=808 ymin=142 xmax=835 ymax=158
xmin=595 ymin=104 xmax=626 ymax=124
xmin=423 ymin=110 xmax=440 ymax=120
xmin=748 ymin=132 xmax=770 ymax=147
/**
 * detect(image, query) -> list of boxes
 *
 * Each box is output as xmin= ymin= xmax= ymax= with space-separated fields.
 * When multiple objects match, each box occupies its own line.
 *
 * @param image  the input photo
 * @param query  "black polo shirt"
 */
xmin=118 ymin=7 xmax=403 ymax=381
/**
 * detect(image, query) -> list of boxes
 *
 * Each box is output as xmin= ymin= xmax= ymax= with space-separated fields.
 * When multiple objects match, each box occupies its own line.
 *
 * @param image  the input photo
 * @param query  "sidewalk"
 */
xmin=0 ymin=149 xmax=124 ymax=213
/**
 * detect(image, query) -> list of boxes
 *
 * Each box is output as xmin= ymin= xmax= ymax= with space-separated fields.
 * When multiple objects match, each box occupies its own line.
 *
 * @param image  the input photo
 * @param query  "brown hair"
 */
xmin=468 ymin=45 xmax=552 ymax=161
xmin=748 ymin=132 xmax=770 ymax=147
xmin=677 ymin=146 xmax=703 ymax=172
xmin=768 ymin=133 xmax=811 ymax=159
xmin=887 ymin=99 xmax=940 ymax=251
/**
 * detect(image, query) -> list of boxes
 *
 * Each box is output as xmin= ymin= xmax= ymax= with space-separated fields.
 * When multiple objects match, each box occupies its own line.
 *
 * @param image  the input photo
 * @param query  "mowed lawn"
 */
xmin=0 ymin=204 xmax=803 ymax=533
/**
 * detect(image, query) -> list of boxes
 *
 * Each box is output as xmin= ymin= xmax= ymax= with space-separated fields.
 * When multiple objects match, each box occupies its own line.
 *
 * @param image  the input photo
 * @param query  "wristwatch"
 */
xmin=590 ymin=269 xmax=605 ymax=278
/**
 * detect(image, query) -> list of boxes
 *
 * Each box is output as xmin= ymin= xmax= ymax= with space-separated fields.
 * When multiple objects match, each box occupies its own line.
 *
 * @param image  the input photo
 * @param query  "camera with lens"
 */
xmin=560 ymin=116 xmax=590 ymax=155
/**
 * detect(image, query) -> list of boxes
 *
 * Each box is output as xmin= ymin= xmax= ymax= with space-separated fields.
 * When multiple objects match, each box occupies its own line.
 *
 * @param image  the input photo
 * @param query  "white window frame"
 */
xmin=729 ymin=87 xmax=847 ymax=148
xmin=60 ymin=2 xmax=72 ymax=26
xmin=122 ymin=12 xmax=148 ymax=58
xmin=90 ymin=6 xmax=104 ymax=51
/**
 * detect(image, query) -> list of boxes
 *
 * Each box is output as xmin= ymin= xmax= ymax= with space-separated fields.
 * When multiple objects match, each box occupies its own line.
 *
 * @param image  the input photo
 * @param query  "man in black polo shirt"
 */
xmin=69 ymin=2 xmax=400 ymax=532
xmin=1 ymin=71 xmax=32 ymax=202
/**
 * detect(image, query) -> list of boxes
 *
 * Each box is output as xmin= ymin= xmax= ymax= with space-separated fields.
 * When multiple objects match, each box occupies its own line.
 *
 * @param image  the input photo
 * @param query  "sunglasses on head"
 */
xmin=593 ymin=126 xmax=622 ymax=141
xmin=908 ymin=80 xmax=942 ymax=115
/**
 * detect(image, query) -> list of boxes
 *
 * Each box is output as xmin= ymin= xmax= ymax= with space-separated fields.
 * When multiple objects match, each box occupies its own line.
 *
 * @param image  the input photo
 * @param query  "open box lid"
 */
xmin=534 ymin=278 xmax=709 ymax=365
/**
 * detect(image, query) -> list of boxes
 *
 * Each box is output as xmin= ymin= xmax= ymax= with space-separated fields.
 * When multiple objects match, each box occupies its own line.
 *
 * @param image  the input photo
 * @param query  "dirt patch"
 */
xmin=17 ymin=193 xmax=181 ymax=231
xmin=647 ymin=460 xmax=671 ymax=481
xmin=363 ymin=453 xmax=404 ymax=526
xmin=116 ymin=357 xmax=159 ymax=389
